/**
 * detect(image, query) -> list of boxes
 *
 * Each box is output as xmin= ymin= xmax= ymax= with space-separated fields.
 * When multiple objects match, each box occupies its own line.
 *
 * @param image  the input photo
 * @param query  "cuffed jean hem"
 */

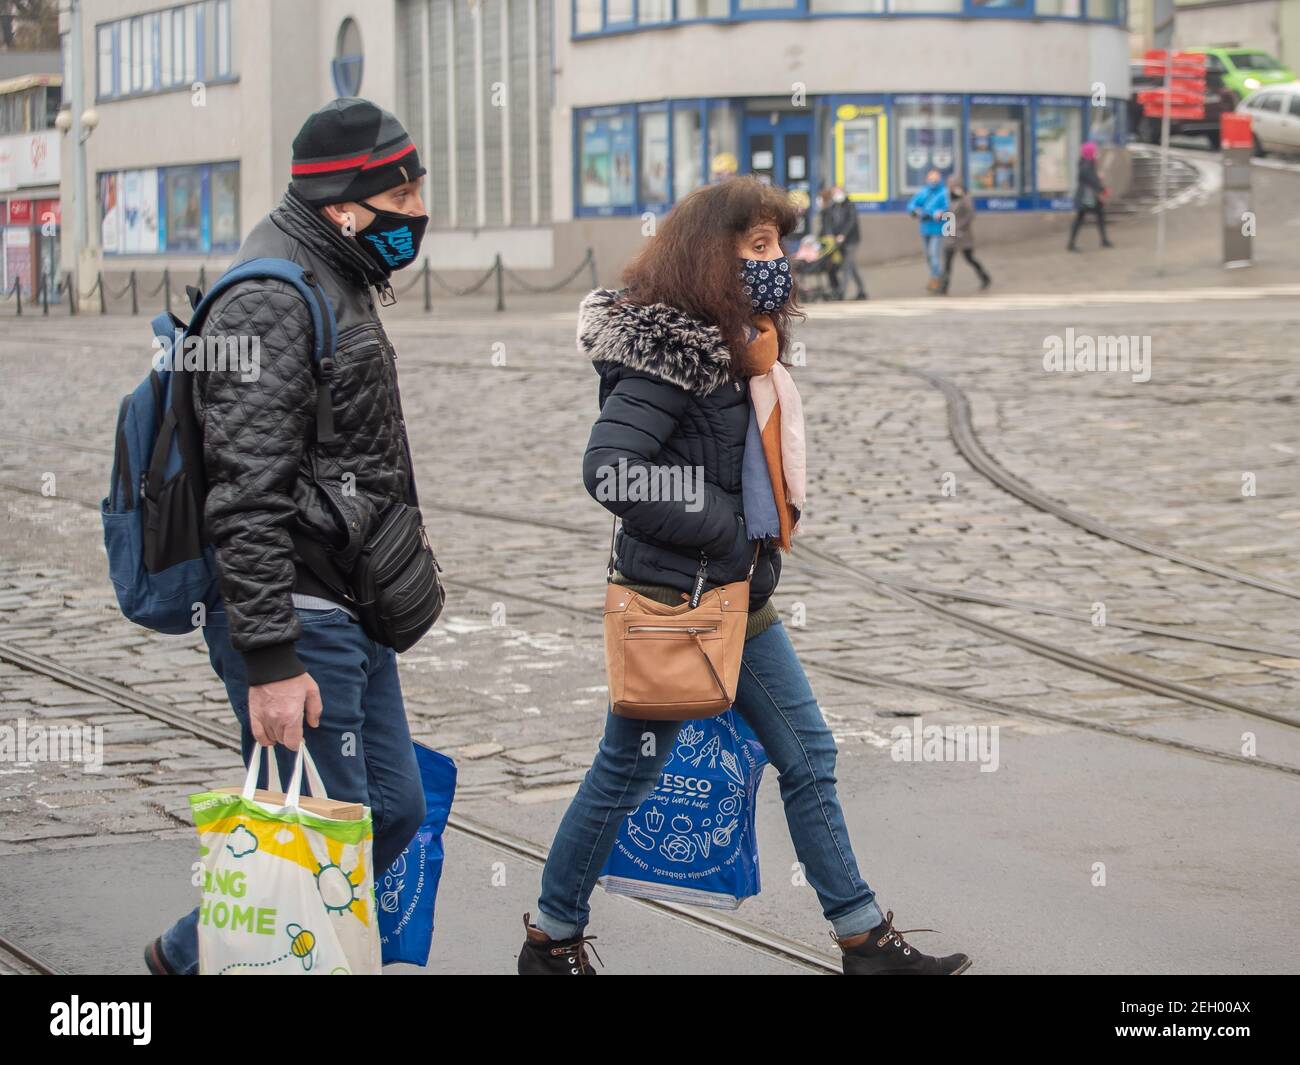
xmin=831 ymin=899 xmax=886 ymax=939
xmin=533 ymin=909 xmax=584 ymax=942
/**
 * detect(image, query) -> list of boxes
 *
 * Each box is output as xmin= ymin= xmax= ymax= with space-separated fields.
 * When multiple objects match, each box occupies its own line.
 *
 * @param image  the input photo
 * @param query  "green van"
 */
xmin=1185 ymin=47 xmax=1296 ymax=102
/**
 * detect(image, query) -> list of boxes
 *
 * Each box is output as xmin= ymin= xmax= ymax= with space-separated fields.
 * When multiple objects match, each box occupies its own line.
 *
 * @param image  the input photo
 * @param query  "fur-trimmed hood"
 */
xmin=577 ymin=288 xmax=733 ymax=397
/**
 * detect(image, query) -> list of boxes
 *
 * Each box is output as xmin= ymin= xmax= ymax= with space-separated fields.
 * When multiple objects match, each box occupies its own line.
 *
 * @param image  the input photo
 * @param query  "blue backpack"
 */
xmin=103 ymin=258 xmax=338 ymax=634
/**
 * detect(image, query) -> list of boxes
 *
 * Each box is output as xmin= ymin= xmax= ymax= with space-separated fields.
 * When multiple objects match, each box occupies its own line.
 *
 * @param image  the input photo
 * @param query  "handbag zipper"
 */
xmin=627 ymin=625 xmax=718 ymax=634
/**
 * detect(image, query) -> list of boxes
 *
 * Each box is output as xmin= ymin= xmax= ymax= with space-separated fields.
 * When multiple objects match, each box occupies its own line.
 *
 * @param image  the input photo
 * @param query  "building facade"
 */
xmin=60 ymin=0 xmax=1132 ymax=284
xmin=1 ymin=51 xmax=61 ymax=298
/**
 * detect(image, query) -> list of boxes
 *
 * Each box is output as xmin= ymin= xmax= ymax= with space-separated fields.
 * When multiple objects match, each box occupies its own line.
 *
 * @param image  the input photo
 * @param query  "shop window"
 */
xmin=832 ymin=103 xmax=888 ymax=202
xmin=1087 ymin=0 xmax=1118 ymax=18
xmin=211 ymin=163 xmax=240 ymax=249
xmin=673 ymin=105 xmax=705 ymax=200
xmin=968 ymin=101 xmax=1027 ymax=196
xmin=578 ymin=111 xmax=636 ymax=211
xmin=708 ymin=103 xmax=740 ymax=181
xmin=893 ymin=98 xmax=961 ymax=196
xmin=640 ymin=109 xmax=671 ymax=205
xmin=1035 ymin=104 xmax=1082 ymax=197
xmin=164 ymin=167 xmax=204 ymax=252
xmin=736 ymin=0 xmax=801 ymax=9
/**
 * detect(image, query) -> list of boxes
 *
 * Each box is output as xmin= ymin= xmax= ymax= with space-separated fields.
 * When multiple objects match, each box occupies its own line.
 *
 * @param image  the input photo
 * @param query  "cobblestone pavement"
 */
xmin=2 ymin=230 xmax=1299 ymax=971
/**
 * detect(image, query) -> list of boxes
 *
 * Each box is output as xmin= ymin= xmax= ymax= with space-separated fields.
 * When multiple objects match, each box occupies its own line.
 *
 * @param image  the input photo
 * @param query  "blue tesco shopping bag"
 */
xmin=377 ymin=742 xmax=457 ymax=966
xmin=599 ymin=710 xmax=767 ymax=909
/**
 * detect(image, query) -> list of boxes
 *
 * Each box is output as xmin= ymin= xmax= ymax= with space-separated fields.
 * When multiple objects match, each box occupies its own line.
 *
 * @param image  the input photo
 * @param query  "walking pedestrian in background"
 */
xmin=824 ymin=185 xmax=867 ymax=300
xmin=1067 ymin=141 xmax=1113 ymax=251
xmin=907 ymin=169 xmax=949 ymax=293
xmin=939 ymin=176 xmax=991 ymax=295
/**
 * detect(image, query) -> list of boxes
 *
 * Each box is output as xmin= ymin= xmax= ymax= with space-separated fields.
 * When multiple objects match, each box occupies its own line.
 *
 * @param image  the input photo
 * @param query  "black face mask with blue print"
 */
xmin=355 ymin=202 xmax=428 ymax=273
xmin=738 ymin=256 xmax=792 ymax=313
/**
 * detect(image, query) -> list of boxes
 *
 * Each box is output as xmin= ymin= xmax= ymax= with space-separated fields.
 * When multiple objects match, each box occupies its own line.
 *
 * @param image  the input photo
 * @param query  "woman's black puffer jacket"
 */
xmin=578 ymin=288 xmax=781 ymax=610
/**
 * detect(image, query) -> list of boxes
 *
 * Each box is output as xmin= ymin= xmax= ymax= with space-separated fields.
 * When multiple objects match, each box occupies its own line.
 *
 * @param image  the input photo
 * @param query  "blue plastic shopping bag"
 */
xmin=599 ymin=710 xmax=767 ymax=909
xmin=377 ymin=742 xmax=457 ymax=966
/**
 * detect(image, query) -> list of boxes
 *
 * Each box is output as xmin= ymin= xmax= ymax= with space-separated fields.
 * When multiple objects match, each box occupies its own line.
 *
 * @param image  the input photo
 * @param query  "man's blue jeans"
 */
xmin=922 ymin=233 xmax=944 ymax=278
xmin=536 ymin=619 xmax=885 ymax=941
xmin=157 ymin=606 xmax=425 ymax=974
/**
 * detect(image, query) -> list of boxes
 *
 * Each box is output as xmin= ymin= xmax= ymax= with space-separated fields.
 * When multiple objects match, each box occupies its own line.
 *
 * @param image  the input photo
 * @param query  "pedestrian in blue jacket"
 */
xmin=907 ymin=169 xmax=949 ymax=293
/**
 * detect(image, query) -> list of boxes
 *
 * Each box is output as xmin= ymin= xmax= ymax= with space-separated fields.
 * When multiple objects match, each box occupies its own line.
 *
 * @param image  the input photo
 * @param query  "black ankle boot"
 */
xmin=837 ymin=910 xmax=971 ymax=975
xmin=517 ymin=913 xmax=603 ymax=975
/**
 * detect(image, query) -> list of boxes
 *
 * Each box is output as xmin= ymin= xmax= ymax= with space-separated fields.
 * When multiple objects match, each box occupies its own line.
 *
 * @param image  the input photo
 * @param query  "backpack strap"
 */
xmin=183 ymin=257 xmax=340 ymax=442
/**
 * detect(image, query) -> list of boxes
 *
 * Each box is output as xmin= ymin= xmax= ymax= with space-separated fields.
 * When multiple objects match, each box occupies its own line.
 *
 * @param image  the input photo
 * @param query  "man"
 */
xmin=823 ymin=185 xmax=867 ymax=300
xmin=145 ymin=98 xmax=431 ymax=974
xmin=906 ymin=169 xmax=949 ymax=294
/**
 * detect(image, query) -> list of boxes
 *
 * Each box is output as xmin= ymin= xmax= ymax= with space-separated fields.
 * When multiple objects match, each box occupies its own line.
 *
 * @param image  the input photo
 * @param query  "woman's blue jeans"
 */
xmin=157 ymin=606 xmax=425 ymax=974
xmin=536 ymin=619 xmax=885 ymax=940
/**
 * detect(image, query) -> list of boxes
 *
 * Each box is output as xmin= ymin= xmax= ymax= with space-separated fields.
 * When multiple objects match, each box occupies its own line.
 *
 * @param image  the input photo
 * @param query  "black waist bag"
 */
xmin=294 ymin=502 xmax=444 ymax=653
xmin=350 ymin=503 xmax=445 ymax=652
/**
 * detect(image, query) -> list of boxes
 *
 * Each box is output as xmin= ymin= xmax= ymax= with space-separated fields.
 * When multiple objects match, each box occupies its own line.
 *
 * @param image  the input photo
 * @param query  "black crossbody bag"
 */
xmin=288 ymin=332 xmax=444 ymax=653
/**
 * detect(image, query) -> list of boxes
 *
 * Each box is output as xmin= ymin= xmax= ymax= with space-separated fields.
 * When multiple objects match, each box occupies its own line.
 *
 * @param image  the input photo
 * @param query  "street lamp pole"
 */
xmin=65 ymin=0 xmax=91 ymax=279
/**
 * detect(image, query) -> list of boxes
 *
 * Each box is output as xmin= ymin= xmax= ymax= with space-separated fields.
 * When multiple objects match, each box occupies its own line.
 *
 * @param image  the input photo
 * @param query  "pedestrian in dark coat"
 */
xmin=1067 ymin=141 xmax=1113 ymax=250
xmin=939 ymin=177 xmax=991 ymax=294
xmin=517 ymin=176 xmax=972 ymax=978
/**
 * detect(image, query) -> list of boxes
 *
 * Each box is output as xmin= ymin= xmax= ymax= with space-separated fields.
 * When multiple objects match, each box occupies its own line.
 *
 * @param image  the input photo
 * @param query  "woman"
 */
xmin=940 ymin=176 xmax=991 ymax=295
xmin=518 ymin=176 xmax=971 ymax=976
xmin=1067 ymin=141 xmax=1113 ymax=251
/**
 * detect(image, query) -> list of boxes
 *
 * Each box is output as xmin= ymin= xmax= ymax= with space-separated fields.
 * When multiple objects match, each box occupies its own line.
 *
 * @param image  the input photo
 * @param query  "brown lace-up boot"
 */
xmin=517 ymin=913 xmax=603 ymax=975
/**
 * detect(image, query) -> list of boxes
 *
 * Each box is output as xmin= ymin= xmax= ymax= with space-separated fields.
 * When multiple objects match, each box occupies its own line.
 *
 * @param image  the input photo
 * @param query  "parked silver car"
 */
xmin=1237 ymin=82 xmax=1300 ymax=155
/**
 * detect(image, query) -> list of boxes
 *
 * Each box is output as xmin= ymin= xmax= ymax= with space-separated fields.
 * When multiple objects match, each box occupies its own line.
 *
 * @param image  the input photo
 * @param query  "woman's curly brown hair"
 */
xmin=619 ymin=176 xmax=804 ymax=367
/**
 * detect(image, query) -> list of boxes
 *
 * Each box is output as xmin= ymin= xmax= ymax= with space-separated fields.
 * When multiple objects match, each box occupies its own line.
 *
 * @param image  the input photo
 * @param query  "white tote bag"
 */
xmin=189 ymin=744 xmax=381 ymax=975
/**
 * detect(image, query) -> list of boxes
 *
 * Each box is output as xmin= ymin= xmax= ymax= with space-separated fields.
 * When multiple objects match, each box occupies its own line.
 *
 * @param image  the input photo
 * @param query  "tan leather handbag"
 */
xmin=603 ymin=519 xmax=756 ymax=721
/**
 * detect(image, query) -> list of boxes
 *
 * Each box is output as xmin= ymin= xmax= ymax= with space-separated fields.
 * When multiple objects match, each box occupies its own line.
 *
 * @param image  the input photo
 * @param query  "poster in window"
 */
xmin=900 ymin=116 xmax=958 ymax=192
xmin=211 ymin=166 xmax=239 ymax=248
xmin=836 ymin=106 xmax=886 ymax=202
xmin=640 ymin=112 xmax=669 ymax=204
xmin=1035 ymin=110 xmax=1074 ymax=195
xmin=581 ymin=120 xmax=613 ymax=207
xmin=100 ymin=173 xmax=122 ymax=253
xmin=165 ymin=167 xmax=204 ymax=251
xmin=609 ymin=118 xmax=634 ymax=206
xmin=122 ymin=168 xmax=160 ymax=253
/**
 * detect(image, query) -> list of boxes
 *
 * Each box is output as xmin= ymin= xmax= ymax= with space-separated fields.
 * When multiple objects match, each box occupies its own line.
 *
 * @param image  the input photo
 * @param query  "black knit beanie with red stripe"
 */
xmin=291 ymin=97 xmax=426 ymax=207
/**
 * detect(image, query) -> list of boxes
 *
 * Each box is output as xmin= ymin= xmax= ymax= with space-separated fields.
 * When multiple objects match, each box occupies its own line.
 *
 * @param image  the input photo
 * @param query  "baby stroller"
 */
xmin=792 ymin=235 xmax=842 ymax=302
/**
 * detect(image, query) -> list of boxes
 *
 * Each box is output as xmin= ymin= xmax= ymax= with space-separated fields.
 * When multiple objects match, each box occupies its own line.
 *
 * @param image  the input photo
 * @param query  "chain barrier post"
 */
xmin=198 ymin=265 xmax=207 ymax=294
xmin=494 ymin=253 xmax=505 ymax=313
xmin=14 ymin=280 xmax=22 ymax=317
xmin=41 ymin=275 xmax=49 ymax=316
xmin=66 ymin=277 xmax=77 ymax=316
xmin=423 ymin=260 xmax=432 ymax=312
xmin=587 ymin=247 xmax=597 ymax=289
xmin=98 ymin=272 xmax=106 ymax=315
xmin=163 ymin=268 xmax=172 ymax=317
xmin=130 ymin=271 xmax=138 ymax=316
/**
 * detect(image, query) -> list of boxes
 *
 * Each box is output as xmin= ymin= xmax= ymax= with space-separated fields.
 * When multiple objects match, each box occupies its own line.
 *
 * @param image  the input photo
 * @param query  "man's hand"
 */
xmin=248 ymin=673 xmax=323 ymax=749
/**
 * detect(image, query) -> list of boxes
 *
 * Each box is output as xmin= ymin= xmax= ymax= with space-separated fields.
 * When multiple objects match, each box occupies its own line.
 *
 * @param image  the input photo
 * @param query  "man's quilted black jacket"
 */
xmin=193 ymin=187 xmax=416 ymax=685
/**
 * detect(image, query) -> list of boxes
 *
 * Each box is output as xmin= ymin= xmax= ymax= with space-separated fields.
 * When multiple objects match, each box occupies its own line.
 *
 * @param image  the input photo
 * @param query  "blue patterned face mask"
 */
xmin=738 ymin=256 xmax=792 ymax=313
xmin=355 ymin=202 xmax=428 ymax=272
